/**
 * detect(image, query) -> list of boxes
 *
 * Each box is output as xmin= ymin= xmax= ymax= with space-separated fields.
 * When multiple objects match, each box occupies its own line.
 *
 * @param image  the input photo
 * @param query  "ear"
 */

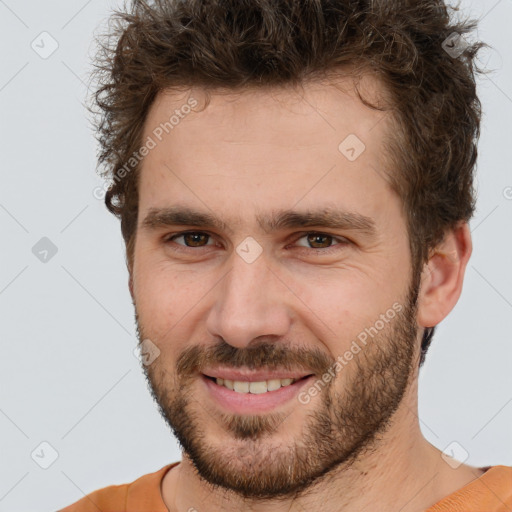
xmin=416 ymin=222 xmax=472 ymax=328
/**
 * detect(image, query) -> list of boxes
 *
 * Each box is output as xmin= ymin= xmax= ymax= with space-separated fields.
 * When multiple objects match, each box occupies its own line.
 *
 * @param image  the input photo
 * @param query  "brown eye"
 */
xmin=168 ymin=232 xmax=213 ymax=248
xmin=295 ymin=232 xmax=347 ymax=250
xmin=306 ymin=233 xmax=333 ymax=249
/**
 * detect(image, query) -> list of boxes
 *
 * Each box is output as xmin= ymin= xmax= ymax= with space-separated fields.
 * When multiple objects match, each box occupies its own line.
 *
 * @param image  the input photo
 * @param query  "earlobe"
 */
xmin=417 ymin=222 xmax=473 ymax=328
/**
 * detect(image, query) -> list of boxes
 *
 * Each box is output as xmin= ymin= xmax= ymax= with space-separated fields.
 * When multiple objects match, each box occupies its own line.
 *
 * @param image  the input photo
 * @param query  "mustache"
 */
xmin=175 ymin=339 xmax=335 ymax=379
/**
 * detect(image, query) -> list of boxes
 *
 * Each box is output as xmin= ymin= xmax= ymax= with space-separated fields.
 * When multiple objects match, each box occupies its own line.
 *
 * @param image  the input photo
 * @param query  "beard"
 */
xmin=136 ymin=270 xmax=421 ymax=501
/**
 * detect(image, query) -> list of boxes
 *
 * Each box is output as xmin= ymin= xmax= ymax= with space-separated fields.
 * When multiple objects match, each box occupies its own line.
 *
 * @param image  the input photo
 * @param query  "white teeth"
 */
xmin=233 ymin=381 xmax=250 ymax=393
xmin=267 ymin=379 xmax=282 ymax=391
xmin=249 ymin=381 xmax=267 ymax=394
xmin=215 ymin=377 xmax=298 ymax=393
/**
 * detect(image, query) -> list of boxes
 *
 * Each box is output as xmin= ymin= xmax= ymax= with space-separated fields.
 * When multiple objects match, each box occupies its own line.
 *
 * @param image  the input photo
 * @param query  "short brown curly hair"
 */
xmin=90 ymin=0 xmax=484 ymax=364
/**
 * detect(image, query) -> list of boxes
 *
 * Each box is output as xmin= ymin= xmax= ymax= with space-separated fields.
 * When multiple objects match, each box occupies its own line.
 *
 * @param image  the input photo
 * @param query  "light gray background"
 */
xmin=0 ymin=1 xmax=511 ymax=510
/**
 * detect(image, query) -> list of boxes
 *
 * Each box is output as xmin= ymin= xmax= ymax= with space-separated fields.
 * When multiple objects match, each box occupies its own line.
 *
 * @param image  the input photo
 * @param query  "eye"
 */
xmin=166 ymin=231 xmax=215 ymax=248
xmin=164 ymin=230 xmax=350 ymax=254
xmin=293 ymin=232 xmax=349 ymax=253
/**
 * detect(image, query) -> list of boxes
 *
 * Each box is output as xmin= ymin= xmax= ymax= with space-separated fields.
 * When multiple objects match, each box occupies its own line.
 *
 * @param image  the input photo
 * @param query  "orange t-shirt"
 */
xmin=59 ymin=463 xmax=512 ymax=512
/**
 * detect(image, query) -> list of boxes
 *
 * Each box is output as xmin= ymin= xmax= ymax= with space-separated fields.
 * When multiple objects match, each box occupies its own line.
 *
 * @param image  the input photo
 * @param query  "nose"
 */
xmin=205 ymin=251 xmax=292 ymax=349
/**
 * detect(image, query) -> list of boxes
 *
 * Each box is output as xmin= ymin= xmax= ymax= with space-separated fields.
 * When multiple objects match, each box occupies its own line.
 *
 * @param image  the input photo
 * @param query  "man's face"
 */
xmin=131 ymin=79 xmax=422 ymax=499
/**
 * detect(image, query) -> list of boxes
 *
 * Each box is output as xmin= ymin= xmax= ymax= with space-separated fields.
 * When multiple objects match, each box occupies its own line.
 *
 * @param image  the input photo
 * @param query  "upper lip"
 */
xmin=202 ymin=367 xmax=314 ymax=382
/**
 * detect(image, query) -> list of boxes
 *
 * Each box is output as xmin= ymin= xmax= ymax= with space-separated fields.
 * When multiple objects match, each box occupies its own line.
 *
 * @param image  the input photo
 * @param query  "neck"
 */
xmin=163 ymin=377 xmax=482 ymax=512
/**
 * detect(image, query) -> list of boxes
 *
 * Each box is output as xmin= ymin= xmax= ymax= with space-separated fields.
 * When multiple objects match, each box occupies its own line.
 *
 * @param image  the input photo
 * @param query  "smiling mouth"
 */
xmin=203 ymin=374 xmax=313 ymax=394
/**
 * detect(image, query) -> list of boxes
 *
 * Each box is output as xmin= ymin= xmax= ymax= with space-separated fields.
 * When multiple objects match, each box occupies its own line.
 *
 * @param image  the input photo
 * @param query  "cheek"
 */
xmin=288 ymin=270 xmax=405 ymax=348
xmin=133 ymin=258 xmax=179 ymax=328
xmin=132 ymin=258 xmax=213 ymax=339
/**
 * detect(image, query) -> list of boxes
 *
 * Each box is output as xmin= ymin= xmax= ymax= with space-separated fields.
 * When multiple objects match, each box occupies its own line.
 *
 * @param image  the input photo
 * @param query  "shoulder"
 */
xmin=428 ymin=465 xmax=512 ymax=512
xmin=58 ymin=464 xmax=178 ymax=512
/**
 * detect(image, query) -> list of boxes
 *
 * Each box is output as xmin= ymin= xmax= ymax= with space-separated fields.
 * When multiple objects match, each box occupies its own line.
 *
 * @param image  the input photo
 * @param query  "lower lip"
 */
xmin=201 ymin=374 xmax=315 ymax=414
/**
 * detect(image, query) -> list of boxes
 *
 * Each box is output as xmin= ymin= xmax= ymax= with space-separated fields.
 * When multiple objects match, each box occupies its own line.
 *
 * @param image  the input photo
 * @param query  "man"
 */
xmin=61 ymin=0 xmax=511 ymax=510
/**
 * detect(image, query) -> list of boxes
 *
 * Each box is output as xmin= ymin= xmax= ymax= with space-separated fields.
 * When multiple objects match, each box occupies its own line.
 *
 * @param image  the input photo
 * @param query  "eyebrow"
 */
xmin=141 ymin=206 xmax=377 ymax=238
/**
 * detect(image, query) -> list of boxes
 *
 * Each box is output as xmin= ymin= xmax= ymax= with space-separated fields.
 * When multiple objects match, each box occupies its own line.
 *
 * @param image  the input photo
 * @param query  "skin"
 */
xmin=129 ymin=76 xmax=480 ymax=512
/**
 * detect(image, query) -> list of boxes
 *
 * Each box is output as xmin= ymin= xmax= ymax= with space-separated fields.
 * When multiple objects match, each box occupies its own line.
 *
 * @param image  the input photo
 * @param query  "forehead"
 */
xmin=143 ymin=75 xmax=390 ymax=149
xmin=137 ymin=76 xmax=397 ymax=228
